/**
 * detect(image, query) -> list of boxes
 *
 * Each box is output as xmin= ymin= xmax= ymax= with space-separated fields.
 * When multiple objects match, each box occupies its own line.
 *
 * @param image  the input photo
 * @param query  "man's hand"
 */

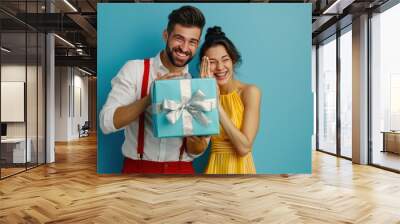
xmin=186 ymin=135 xmax=211 ymax=155
xmin=188 ymin=136 xmax=211 ymax=145
xmin=156 ymin=71 xmax=185 ymax=80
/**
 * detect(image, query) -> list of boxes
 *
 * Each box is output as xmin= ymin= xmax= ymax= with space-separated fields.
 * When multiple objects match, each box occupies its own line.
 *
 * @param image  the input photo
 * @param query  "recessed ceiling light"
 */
xmin=63 ymin=0 xmax=78 ymax=12
xmin=54 ymin=34 xmax=75 ymax=48
xmin=322 ymin=0 xmax=354 ymax=15
xmin=78 ymin=67 xmax=93 ymax=76
xmin=1 ymin=47 xmax=11 ymax=53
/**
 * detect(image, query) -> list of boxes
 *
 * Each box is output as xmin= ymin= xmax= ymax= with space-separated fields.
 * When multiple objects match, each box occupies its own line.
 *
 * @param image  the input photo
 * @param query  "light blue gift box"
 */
xmin=151 ymin=78 xmax=220 ymax=138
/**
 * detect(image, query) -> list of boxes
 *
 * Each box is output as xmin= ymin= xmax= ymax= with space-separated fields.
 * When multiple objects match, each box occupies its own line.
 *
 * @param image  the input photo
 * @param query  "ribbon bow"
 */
xmin=162 ymin=90 xmax=215 ymax=126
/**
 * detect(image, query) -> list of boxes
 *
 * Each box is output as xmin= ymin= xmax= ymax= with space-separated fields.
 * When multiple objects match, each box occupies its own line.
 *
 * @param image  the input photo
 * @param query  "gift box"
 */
xmin=151 ymin=78 xmax=220 ymax=138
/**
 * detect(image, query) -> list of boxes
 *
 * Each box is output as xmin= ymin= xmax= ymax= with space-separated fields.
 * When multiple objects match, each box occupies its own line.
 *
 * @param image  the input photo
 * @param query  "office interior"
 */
xmin=1 ymin=0 xmax=97 ymax=179
xmin=0 ymin=0 xmax=399 ymax=177
xmin=0 ymin=0 xmax=399 ymax=222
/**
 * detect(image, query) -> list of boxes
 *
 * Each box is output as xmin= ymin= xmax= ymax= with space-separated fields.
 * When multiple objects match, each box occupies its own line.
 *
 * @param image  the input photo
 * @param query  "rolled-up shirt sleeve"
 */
xmin=99 ymin=60 xmax=139 ymax=134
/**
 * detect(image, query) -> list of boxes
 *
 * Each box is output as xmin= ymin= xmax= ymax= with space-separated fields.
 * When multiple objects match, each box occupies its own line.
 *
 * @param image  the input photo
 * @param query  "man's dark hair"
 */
xmin=167 ymin=6 xmax=206 ymax=34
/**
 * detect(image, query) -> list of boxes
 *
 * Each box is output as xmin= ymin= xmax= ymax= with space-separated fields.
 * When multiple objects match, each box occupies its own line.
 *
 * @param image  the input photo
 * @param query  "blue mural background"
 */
xmin=97 ymin=3 xmax=312 ymax=174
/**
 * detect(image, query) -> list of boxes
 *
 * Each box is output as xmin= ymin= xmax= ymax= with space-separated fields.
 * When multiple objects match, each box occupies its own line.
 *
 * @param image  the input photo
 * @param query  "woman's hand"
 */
xmin=200 ymin=56 xmax=220 ymax=101
xmin=200 ymin=56 xmax=212 ymax=78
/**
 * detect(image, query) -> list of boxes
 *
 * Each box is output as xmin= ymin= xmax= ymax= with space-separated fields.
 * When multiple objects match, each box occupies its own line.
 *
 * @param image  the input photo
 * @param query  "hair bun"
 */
xmin=205 ymin=26 xmax=225 ymax=39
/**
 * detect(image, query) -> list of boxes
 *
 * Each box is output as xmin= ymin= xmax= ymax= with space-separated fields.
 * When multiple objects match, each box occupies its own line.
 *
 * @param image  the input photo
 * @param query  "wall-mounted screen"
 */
xmin=1 ymin=81 xmax=25 ymax=122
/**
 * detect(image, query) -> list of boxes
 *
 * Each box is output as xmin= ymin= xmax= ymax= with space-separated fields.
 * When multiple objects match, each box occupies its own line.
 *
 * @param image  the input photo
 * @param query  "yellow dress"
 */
xmin=205 ymin=90 xmax=256 ymax=174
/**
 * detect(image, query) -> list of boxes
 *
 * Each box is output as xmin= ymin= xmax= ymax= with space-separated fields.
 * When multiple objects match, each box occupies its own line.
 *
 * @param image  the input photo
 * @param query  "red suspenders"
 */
xmin=136 ymin=59 xmax=185 ymax=161
xmin=136 ymin=59 xmax=150 ymax=159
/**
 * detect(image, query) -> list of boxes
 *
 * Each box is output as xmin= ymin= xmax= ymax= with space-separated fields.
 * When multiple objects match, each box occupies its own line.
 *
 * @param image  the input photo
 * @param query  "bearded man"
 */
xmin=99 ymin=6 xmax=210 ymax=174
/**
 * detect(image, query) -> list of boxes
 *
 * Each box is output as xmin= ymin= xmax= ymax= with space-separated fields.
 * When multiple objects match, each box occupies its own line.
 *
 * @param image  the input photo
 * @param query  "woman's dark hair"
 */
xmin=199 ymin=26 xmax=242 ymax=66
xmin=167 ymin=6 xmax=205 ymax=34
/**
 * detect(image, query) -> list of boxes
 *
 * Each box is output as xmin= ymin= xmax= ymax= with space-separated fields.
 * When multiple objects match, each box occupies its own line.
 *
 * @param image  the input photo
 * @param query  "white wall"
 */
xmin=1 ymin=65 xmax=38 ymax=138
xmin=55 ymin=67 xmax=89 ymax=141
xmin=1 ymin=65 xmax=26 ymax=136
xmin=73 ymin=72 xmax=89 ymax=138
xmin=55 ymin=66 xmax=69 ymax=141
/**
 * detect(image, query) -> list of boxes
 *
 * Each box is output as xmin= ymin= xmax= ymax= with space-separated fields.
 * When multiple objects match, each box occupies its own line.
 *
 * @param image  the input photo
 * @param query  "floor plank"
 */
xmin=1 ymin=134 xmax=400 ymax=223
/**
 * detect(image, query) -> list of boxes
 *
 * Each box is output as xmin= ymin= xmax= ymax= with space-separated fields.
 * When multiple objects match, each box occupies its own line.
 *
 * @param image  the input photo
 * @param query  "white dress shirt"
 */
xmin=99 ymin=52 xmax=200 ymax=162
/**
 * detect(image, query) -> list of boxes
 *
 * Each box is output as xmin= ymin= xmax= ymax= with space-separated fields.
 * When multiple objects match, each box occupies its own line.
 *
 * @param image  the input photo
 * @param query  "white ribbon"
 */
xmin=154 ymin=79 xmax=216 ymax=135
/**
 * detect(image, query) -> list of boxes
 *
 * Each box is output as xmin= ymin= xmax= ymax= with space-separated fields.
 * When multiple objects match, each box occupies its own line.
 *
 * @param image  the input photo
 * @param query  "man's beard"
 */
xmin=165 ymin=45 xmax=194 ymax=67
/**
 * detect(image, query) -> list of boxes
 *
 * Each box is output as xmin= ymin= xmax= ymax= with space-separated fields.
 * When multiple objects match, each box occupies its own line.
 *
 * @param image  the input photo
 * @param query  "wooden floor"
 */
xmin=1 ymin=167 xmax=26 ymax=178
xmin=1 ymin=163 xmax=46 ymax=178
xmin=1 ymin=135 xmax=400 ymax=223
xmin=373 ymin=150 xmax=400 ymax=171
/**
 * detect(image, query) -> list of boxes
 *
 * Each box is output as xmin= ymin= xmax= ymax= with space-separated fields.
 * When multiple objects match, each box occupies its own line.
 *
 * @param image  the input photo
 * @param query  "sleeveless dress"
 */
xmin=205 ymin=90 xmax=256 ymax=174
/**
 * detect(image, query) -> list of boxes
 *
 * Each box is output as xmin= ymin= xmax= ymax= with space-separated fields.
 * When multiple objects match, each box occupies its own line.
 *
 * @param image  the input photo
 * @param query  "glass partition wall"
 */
xmin=317 ymin=35 xmax=337 ymax=155
xmin=339 ymin=27 xmax=352 ymax=159
xmin=370 ymin=3 xmax=400 ymax=172
xmin=316 ymin=26 xmax=353 ymax=159
xmin=0 ymin=1 xmax=46 ymax=179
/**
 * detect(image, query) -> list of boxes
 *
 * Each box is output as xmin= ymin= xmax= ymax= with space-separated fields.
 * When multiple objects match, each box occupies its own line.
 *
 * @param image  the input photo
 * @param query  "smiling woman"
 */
xmin=199 ymin=26 xmax=261 ymax=174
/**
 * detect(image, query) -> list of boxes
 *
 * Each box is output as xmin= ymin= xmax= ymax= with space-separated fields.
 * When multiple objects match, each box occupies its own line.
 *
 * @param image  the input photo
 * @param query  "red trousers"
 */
xmin=122 ymin=157 xmax=194 ymax=174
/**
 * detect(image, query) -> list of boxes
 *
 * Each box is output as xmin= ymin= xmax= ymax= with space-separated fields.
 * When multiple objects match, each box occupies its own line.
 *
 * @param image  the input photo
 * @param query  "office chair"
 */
xmin=78 ymin=121 xmax=90 ymax=138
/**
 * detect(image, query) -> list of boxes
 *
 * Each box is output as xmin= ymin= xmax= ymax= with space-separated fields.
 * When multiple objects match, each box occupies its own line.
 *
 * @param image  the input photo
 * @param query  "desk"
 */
xmin=1 ymin=138 xmax=31 ymax=163
xmin=382 ymin=131 xmax=400 ymax=154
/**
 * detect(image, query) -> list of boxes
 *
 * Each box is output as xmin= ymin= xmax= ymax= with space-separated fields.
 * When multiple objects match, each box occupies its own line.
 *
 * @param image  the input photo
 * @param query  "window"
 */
xmin=371 ymin=2 xmax=400 ymax=171
xmin=317 ymin=35 xmax=337 ymax=154
xmin=339 ymin=27 xmax=352 ymax=158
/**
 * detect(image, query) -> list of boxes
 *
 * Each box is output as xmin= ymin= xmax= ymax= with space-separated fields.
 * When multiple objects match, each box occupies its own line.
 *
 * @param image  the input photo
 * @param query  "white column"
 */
xmin=46 ymin=1 xmax=55 ymax=163
xmin=46 ymin=33 xmax=55 ymax=163
xmin=352 ymin=14 xmax=369 ymax=164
